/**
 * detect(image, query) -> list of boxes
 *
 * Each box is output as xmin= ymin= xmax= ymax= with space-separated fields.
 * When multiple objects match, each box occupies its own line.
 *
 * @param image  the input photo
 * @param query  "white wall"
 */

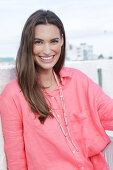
xmin=0 ymin=64 xmax=16 ymax=94
xmin=65 ymin=59 xmax=113 ymax=98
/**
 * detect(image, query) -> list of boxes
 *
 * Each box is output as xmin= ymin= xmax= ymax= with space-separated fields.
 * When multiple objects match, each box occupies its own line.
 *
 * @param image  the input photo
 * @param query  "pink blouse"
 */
xmin=0 ymin=67 xmax=113 ymax=170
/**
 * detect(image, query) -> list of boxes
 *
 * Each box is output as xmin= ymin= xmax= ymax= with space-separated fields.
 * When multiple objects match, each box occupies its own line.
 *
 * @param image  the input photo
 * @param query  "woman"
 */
xmin=0 ymin=9 xmax=113 ymax=170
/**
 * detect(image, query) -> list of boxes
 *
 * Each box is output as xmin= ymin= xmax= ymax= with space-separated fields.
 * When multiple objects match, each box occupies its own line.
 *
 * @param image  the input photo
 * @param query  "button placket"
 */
xmin=51 ymin=96 xmax=55 ymax=100
xmin=72 ymin=150 xmax=75 ymax=154
xmin=51 ymin=96 xmax=60 ymax=118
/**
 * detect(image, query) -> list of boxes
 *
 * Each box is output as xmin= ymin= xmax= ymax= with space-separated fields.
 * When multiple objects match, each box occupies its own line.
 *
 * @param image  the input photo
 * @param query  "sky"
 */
xmin=0 ymin=0 xmax=113 ymax=58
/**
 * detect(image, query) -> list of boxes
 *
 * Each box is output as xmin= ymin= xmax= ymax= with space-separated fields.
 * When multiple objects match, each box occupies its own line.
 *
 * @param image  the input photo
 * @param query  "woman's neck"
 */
xmin=38 ymin=69 xmax=57 ymax=91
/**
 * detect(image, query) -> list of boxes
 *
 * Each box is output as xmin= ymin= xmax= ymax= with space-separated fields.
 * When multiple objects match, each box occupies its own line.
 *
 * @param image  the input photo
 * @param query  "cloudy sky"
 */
xmin=0 ymin=0 xmax=113 ymax=58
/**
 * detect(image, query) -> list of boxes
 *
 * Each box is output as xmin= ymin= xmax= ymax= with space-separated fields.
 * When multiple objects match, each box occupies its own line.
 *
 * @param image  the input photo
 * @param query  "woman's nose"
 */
xmin=43 ymin=44 xmax=51 ymax=55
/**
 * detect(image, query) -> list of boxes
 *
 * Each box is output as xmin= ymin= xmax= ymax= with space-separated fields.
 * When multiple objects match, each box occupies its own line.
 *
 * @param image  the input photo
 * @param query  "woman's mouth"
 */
xmin=39 ymin=55 xmax=55 ymax=63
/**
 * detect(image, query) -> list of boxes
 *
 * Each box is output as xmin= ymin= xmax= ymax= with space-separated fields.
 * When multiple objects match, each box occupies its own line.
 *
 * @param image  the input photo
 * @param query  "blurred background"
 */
xmin=0 ymin=0 xmax=113 ymax=61
xmin=0 ymin=0 xmax=113 ymax=136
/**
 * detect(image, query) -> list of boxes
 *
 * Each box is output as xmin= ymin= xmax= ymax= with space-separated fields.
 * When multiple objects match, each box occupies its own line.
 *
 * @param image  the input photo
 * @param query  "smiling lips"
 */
xmin=39 ymin=55 xmax=55 ymax=63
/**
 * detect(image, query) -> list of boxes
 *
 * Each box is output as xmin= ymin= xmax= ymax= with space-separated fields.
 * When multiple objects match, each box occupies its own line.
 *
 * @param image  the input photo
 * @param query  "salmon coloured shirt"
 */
xmin=0 ymin=67 xmax=113 ymax=170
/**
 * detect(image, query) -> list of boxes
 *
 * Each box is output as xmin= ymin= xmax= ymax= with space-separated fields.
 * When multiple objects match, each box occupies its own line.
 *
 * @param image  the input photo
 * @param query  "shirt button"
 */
xmin=51 ymin=96 xmax=55 ymax=99
xmin=57 ymin=115 xmax=60 ymax=118
xmin=81 ymin=166 xmax=84 ymax=170
xmin=73 ymin=150 xmax=75 ymax=154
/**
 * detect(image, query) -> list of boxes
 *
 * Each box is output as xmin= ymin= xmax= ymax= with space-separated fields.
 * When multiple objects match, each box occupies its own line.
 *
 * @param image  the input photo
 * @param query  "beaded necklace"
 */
xmin=51 ymin=71 xmax=79 ymax=152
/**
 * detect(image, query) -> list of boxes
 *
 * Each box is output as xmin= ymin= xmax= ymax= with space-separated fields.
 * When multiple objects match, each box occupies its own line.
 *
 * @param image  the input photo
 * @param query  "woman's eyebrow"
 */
xmin=34 ymin=37 xmax=60 ymax=41
xmin=34 ymin=38 xmax=43 ymax=41
xmin=51 ymin=38 xmax=60 ymax=40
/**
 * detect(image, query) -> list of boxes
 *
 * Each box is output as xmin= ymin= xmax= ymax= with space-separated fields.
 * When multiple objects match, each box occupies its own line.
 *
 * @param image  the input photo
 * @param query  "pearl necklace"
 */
xmin=52 ymin=71 xmax=79 ymax=152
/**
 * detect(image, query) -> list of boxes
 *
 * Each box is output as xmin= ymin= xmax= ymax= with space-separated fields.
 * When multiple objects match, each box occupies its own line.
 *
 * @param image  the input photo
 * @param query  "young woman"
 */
xmin=0 ymin=9 xmax=113 ymax=170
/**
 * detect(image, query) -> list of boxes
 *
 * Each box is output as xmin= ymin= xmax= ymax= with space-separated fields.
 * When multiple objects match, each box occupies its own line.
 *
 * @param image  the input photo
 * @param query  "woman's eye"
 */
xmin=34 ymin=41 xmax=42 ymax=45
xmin=51 ymin=40 xmax=58 ymax=44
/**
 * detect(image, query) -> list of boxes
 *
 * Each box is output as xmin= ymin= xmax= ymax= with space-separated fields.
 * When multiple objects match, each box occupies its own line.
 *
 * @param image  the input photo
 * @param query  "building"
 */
xmin=66 ymin=42 xmax=94 ymax=61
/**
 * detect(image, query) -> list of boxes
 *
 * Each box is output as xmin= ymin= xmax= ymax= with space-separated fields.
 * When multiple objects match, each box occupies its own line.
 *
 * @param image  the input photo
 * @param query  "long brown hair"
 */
xmin=16 ymin=10 xmax=66 ymax=124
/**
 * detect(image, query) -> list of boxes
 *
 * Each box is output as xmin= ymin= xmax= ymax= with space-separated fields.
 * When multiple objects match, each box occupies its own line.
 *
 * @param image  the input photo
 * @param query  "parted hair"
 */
xmin=16 ymin=9 xmax=66 ymax=123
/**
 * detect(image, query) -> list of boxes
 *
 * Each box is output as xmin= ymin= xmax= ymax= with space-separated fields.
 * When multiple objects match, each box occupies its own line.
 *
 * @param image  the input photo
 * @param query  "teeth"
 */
xmin=40 ymin=56 xmax=54 ymax=60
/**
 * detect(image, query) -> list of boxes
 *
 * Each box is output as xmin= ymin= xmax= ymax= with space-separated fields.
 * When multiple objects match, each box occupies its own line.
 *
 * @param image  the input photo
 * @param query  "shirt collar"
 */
xmin=42 ymin=67 xmax=72 ymax=96
xmin=59 ymin=67 xmax=72 ymax=86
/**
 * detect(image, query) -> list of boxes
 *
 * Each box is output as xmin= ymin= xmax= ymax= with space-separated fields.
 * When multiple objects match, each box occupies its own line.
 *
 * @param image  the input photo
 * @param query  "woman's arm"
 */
xmin=88 ymin=77 xmax=113 ymax=131
xmin=0 ymin=116 xmax=7 ymax=170
xmin=0 ymin=90 xmax=28 ymax=170
xmin=96 ymin=86 xmax=113 ymax=131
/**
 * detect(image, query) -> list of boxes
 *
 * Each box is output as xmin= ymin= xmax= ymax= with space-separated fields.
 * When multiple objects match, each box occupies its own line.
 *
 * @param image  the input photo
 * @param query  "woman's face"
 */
xmin=33 ymin=24 xmax=63 ymax=72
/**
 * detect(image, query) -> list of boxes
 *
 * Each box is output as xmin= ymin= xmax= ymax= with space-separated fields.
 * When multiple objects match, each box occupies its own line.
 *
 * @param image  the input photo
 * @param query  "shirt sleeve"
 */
xmin=0 ymin=90 xmax=28 ymax=170
xmin=88 ymin=77 xmax=113 ymax=131
xmin=0 ymin=116 xmax=7 ymax=170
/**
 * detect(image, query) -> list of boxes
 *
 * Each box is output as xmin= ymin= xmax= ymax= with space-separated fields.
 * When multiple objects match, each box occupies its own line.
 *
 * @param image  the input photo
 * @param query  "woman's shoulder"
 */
xmin=61 ymin=67 xmax=101 ymax=94
xmin=1 ymin=78 xmax=21 ymax=98
xmin=61 ymin=67 xmax=88 ymax=80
